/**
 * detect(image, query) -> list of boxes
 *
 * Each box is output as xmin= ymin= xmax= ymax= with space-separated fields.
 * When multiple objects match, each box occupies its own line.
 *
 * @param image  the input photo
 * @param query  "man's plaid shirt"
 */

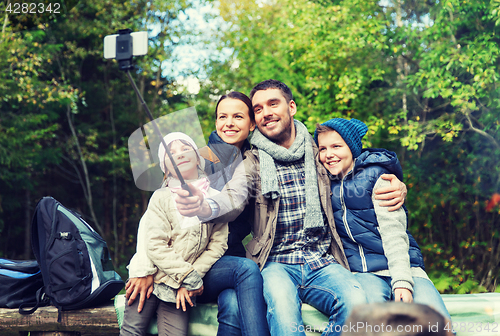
xmin=266 ymin=158 xmax=337 ymax=270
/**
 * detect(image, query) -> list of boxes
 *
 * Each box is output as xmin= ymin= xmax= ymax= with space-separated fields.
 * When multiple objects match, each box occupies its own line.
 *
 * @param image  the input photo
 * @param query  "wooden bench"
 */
xmin=0 ymin=303 xmax=119 ymax=336
xmin=1 ymin=293 xmax=500 ymax=336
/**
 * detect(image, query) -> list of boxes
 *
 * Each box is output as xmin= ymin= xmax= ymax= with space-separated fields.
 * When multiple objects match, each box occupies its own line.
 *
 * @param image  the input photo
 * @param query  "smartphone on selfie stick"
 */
xmin=103 ymin=29 xmax=193 ymax=196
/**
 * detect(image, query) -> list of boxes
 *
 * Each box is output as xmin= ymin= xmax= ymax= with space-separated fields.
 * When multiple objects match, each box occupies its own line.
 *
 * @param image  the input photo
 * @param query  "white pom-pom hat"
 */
xmin=157 ymin=132 xmax=205 ymax=174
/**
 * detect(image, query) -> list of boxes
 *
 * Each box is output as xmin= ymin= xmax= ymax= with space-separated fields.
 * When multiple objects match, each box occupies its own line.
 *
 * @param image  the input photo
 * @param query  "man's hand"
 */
xmin=125 ymin=275 xmax=154 ymax=313
xmin=176 ymin=287 xmax=194 ymax=312
xmin=374 ymin=174 xmax=407 ymax=212
xmin=394 ymin=288 xmax=413 ymax=303
xmin=174 ymin=183 xmax=212 ymax=217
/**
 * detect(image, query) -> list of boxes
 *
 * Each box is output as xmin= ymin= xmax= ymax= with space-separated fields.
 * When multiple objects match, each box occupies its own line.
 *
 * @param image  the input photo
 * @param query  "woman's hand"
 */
xmin=125 ymin=275 xmax=154 ymax=313
xmin=374 ymin=174 xmax=407 ymax=211
xmin=176 ymin=287 xmax=194 ymax=311
xmin=188 ymin=285 xmax=204 ymax=297
xmin=394 ymin=288 xmax=413 ymax=303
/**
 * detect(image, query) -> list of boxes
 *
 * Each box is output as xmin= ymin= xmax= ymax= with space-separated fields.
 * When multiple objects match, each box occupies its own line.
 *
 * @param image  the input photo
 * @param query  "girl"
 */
xmin=121 ymin=132 xmax=228 ymax=336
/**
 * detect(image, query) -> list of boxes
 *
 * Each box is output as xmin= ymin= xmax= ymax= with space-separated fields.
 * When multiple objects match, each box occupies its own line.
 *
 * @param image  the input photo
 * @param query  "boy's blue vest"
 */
xmin=329 ymin=148 xmax=425 ymax=273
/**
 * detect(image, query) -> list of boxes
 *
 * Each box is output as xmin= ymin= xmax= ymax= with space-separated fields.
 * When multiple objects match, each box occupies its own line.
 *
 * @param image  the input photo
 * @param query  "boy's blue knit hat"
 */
xmin=314 ymin=118 xmax=368 ymax=158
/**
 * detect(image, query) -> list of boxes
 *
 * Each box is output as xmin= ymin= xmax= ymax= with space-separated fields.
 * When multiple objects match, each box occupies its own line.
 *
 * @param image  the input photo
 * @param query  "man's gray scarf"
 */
xmin=250 ymin=120 xmax=323 ymax=229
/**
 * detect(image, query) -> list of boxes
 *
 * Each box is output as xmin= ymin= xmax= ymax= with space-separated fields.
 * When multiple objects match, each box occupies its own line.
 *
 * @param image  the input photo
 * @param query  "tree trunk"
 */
xmin=119 ymin=200 xmax=128 ymax=260
xmin=23 ymin=188 xmax=31 ymax=259
xmin=2 ymin=0 xmax=10 ymax=34
xmin=103 ymin=182 xmax=110 ymax=239
xmin=103 ymin=63 xmax=118 ymax=263
xmin=396 ymin=0 xmax=408 ymax=163
xmin=66 ymin=105 xmax=103 ymax=235
xmin=110 ymin=101 xmax=119 ymax=262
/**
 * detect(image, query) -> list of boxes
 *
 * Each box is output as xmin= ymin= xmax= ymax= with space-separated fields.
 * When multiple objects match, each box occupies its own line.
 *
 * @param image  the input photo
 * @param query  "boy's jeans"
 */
xmin=261 ymin=261 xmax=367 ymax=336
xmin=354 ymin=273 xmax=451 ymax=320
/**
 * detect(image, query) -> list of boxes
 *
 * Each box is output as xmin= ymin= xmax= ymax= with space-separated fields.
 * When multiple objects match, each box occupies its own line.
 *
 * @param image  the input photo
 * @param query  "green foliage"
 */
xmin=405 ymin=133 xmax=500 ymax=293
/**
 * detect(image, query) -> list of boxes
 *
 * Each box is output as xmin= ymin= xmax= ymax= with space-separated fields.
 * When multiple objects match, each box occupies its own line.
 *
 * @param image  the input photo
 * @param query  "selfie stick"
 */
xmin=116 ymin=29 xmax=192 ymax=196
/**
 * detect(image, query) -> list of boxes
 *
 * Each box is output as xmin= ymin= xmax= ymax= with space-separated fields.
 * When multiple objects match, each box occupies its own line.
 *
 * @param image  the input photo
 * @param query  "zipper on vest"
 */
xmin=340 ymin=168 xmax=368 ymax=272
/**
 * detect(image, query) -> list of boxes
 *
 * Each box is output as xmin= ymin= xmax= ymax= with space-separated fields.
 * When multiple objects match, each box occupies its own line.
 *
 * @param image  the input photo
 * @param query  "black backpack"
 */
xmin=0 ymin=259 xmax=45 ymax=309
xmin=21 ymin=196 xmax=124 ymax=319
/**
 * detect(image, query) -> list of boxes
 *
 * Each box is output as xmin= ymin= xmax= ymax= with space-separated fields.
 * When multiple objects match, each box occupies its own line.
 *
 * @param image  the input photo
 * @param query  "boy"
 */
xmin=314 ymin=118 xmax=450 ymax=320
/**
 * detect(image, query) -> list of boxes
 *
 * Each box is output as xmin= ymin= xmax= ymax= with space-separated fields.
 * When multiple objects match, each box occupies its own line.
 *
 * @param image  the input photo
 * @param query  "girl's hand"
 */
xmin=394 ymin=288 xmax=413 ymax=303
xmin=176 ymin=287 xmax=194 ymax=311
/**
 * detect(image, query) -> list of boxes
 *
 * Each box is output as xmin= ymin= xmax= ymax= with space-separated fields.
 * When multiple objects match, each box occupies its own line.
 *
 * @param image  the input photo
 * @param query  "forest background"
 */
xmin=1 ymin=0 xmax=499 ymax=294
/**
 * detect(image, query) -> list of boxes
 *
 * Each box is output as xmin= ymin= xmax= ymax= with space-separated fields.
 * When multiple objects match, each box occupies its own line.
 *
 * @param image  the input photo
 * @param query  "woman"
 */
xmin=195 ymin=92 xmax=270 ymax=336
xmin=121 ymin=92 xmax=271 ymax=336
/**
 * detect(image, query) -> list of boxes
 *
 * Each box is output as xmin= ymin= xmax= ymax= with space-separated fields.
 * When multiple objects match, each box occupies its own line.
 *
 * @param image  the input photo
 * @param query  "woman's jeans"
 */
xmin=354 ymin=273 xmax=451 ymax=320
xmin=198 ymin=255 xmax=270 ymax=336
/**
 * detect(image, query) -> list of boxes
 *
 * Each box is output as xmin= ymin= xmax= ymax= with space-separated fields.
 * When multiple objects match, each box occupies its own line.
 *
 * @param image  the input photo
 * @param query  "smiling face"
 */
xmin=215 ymin=98 xmax=255 ymax=149
xmin=318 ymin=130 xmax=354 ymax=178
xmin=164 ymin=140 xmax=199 ymax=180
xmin=252 ymin=88 xmax=296 ymax=148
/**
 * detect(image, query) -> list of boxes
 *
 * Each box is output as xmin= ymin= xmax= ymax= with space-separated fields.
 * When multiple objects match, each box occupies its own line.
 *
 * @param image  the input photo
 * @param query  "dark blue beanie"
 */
xmin=314 ymin=118 xmax=368 ymax=158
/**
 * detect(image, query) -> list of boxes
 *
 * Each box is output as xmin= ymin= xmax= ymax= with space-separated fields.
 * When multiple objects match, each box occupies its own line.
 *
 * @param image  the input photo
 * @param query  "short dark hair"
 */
xmin=249 ymin=79 xmax=293 ymax=103
xmin=215 ymin=91 xmax=254 ymax=122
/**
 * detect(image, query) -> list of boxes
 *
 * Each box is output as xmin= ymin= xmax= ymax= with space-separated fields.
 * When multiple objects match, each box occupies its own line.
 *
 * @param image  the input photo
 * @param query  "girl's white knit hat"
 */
xmin=157 ymin=132 xmax=205 ymax=173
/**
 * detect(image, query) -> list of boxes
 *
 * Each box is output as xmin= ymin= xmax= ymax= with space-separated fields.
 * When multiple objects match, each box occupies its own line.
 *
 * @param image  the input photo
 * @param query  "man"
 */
xmin=175 ymin=79 xmax=406 ymax=336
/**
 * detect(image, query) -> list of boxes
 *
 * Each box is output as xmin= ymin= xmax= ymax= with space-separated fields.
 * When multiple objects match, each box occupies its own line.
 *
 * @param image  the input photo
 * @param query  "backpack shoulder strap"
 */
xmin=18 ymin=287 xmax=50 ymax=315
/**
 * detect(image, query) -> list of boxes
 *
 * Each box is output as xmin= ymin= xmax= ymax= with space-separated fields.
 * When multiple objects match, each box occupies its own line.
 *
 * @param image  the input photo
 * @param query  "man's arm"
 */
xmin=174 ymin=185 xmax=213 ymax=218
xmin=176 ymin=156 xmax=256 ymax=223
xmin=373 ymin=173 xmax=407 ymax=211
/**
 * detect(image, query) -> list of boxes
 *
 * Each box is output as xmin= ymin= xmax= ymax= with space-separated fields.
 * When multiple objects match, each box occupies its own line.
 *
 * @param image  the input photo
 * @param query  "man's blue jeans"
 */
xmin=354 ymin=273 xmax=451 ymax=320
xmin=260 ymin=262 xmax=367 ymax=336
xmin=198 ymin=255 xmax=270 ymax=336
